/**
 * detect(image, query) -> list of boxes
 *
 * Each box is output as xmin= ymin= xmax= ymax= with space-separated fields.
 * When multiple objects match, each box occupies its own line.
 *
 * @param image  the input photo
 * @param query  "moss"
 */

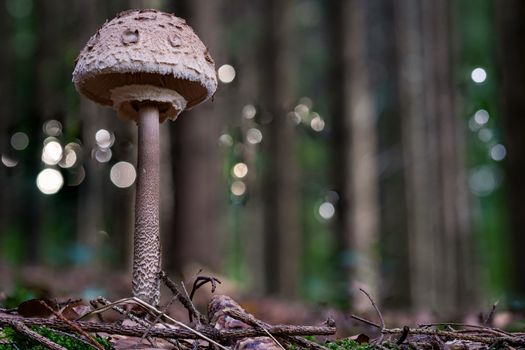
xmin=325 ymin=338 xmax=376 ymax=350
xmin=0 ymin=326 xmax=114 ymax=350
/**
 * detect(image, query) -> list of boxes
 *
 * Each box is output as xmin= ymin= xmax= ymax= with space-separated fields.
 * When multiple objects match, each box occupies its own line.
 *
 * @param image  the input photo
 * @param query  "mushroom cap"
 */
xmin=72 ymin=9 xmax=217 ymax=121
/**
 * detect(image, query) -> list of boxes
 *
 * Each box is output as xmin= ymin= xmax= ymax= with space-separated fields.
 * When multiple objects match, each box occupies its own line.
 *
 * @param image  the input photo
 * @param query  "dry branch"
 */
xmin=0 ymin=313 xmax=336 ymax=342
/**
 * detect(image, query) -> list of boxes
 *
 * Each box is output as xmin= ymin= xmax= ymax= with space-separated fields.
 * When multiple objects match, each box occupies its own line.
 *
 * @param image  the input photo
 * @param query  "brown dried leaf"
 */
xmin=17 ymin=298 xmax=57 ymax=318
xmin=349 ymin=333 xmax=369 ymax=344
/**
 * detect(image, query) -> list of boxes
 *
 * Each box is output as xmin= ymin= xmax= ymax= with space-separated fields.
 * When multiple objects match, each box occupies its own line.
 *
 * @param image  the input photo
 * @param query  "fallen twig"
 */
xmin=159 ymin=270 xmax=206 ymax=324
xmin=358 ymin=288 xmax=384 ymax=330
xmin=349 ymin=314 xmax=381 ymax=329
xmin=0 ymin=313 xmax=336 ymax=341
xmin=358 ymin=288 xmax=385 ymax=344
xmin=484 ymin=300 xmax=499 ymax=326
xmin=224 ymin=308 xmax=285 ymax=349
xmin=80 ymin=296 xmax=229 ymax=350
xmin=225 ymin=308 xmax=331 ymax=350
xmin=382 ymin=327 xmax=525 ymax=346
xmin=190 ymin=276 xmax=221 ymax=301
xmin=419 ymin=322 xmax=512 ymax=337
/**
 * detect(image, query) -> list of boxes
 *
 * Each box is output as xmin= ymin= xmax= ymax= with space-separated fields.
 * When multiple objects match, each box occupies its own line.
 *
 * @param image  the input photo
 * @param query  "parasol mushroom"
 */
xmin=72 ymin=9 xmax=217 ymax=306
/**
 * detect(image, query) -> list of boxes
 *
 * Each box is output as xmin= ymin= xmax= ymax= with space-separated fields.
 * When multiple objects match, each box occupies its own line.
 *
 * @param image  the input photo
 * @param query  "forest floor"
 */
xmin=1 ymin=266 xmax=525 ymax=349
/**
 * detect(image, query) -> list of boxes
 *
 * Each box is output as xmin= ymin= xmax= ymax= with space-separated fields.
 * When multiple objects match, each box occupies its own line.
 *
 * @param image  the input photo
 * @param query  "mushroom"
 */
xmin=72 ymin=9 xmax=217 ymax=306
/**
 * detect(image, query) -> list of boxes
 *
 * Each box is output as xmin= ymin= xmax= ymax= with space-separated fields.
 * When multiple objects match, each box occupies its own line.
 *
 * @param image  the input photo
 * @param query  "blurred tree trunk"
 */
xmin=340 ymin=0 xmax=381 ymax=311
xmin=260 ymin=0 xmax=300 ymax=298
xmin=76 ymin=0 xmax=112 ymax=268
xmin=496 ymin=0 xmax=525 ymax=301
xmin=395 ymin=0 xmax=475 ymax=317
xmin=368 ymin=0 xmax=411 ymax=310
xmin=327 ymin=0 xmax=348 ymax=306
xmin=0 ymin=3 xmax=12 ymax=240
xmin=168 ymin=0 xmax=226 ymax=273
xmin=74 ymin=0 xmax=137 ymax=269
xmin=220 ymin=0 xmax=266 ymax=291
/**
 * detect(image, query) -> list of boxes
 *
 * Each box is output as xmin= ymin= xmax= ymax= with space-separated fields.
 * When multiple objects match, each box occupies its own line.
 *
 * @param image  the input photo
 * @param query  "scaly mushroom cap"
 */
xmin=72 ymin=9 xmax=217 ymax=122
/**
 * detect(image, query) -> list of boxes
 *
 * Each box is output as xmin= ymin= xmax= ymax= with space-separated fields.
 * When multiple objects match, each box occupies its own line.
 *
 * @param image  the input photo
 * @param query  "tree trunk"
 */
xmin=340 ymin=0 xmax=381 ymax=311
xmin=260 ymin=0 xmax=300 ymax=298
xmin=496 ymin=0 xmax=525 ymax=301
xmin=169 ymin=0 xmax=226 ymax=273
xmin=395 ymin=0 xmax=475 ymax=317
xmin=368 ymin=0 xmax=411 ymax=310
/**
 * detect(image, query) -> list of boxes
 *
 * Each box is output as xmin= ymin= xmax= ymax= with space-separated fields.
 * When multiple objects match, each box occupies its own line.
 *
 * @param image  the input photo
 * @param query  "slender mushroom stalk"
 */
xmin=72 ymin=9 xmax=217 ymax=305
xmin=134 ymin=104 xmax=161 ymax=304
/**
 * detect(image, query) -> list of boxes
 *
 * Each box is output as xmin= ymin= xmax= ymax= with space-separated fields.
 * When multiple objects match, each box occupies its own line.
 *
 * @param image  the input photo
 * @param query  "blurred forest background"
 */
xmin=1 ymin=0 xmax=525 ymax=321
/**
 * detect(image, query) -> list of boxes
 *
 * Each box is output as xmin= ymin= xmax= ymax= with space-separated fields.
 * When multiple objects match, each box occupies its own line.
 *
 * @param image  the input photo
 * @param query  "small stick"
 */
xmin=484 ymin=300 xmax=499 ymax=326
xmin=358 ymin=288 xmax=385 ymax=344
xmin=224 ymin=309 xmax=285 ymax=349
xmin=225 ymin=308 xmax=331 ymax=350
xmin=159 ymin=271 xmax=206 ymax=324
xmin=419 ymin=322 xmax=512 ymax=337
xmin=358 ymin=288 xmax=385 ymax=330
xmin=139 ymin=294 xmax=178 ymax=345
xmin=190 ymin=276 xmax=221 ymax=301
xmin=95 ymin=297 xmax=149 ymax=327
xmin=40 ymin=300 xmax=104 ymax=350
xmin=96 ymin=296 xmax=180 ymax=348
xmin=181 ymin=281 xmax=202 ymax=325
xmin=382 ymin=327 xmax=508 ymax=345
xmin=395 ymin=325 xmax=409 ymax=345
xmin=349 ymin=314 xmax=381 ymax=329
xmin=8 ymin=320 xmax=67 ymax=350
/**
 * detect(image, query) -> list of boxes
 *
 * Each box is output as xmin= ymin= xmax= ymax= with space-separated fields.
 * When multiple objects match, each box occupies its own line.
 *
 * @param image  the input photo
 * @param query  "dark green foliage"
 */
xmin=1 ymin=285 xmax=37 ymax=309
xmin=0 ymin=326 xmax=114 ymax=350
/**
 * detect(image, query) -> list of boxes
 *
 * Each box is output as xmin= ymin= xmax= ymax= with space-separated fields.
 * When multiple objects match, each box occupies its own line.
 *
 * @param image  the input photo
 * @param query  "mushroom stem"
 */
xmin=133 ymin=103 xmax=161 ymax=306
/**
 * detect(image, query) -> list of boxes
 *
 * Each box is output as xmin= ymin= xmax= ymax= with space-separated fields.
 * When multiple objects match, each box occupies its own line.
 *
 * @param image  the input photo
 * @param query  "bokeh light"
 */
xmin=490 ymin=144 xmax=507 ymax=161
xmin=36 ymin=168 xmax=64 ymax=195
xmin=42 ymin=140 xmax=63 ymax=165
xmin=294 ymin=104 xmax=309 ymax=120
xmin=469 ymin=165 xmax=502 ymax=197
xmin=1 ymin=154 xmax=18 ymax=167
xmin=242 ymin=104 xmax=257 ymax=119
xmin=231 ymin=180 xmax=246 ymax=196
xmin=474 ymin=109 xmax=489 ymax=125
xmin=246 ymin=128 xmax=263 ymax=144
xmin=218 ymin=64 xmax=236 ymax=83
xmin=10 ymin=132 xmax=29 ymax=151
xmin=110 ymin=161 xmax=136 ymax=188
xmin=471 ymin=67 xmax=487 ymax=83
xmin=95 ymin=129 xmax=114 ymax=148
xmin=219 ymin=134 xmax=233 ymax=147
xmin=94 ymin=148 xmax=112 ymax=163
xmin=232 ymin=162 xmax=248 ymax=178
xmin=310 ymin=114 xmax=325 ymax=132
xmin=59 ymin=143 xmax=81 ymax=168
xmin=318 ymin=202 xmax=335 ymax=220
xmin=478 ymin=128 xmax=493 ymax=143
xmin=43 ymin=120 xmax=62 ymax=137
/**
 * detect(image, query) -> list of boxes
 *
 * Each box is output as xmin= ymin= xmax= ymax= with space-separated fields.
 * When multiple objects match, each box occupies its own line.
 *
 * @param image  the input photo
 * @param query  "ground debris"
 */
xmin=0 ymin=271 xmax=336 ymax=350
